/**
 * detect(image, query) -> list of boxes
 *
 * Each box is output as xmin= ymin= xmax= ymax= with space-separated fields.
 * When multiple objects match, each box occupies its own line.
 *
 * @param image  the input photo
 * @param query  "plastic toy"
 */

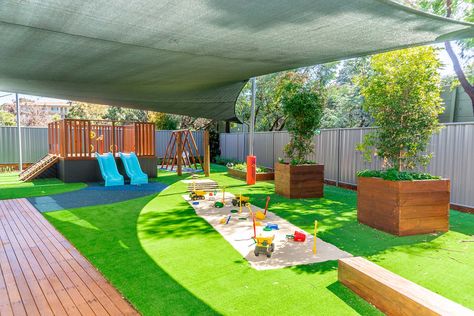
xmin=221 ymin=187 xmax=226 ymax=204
xmin=219 ymin=215 xmax=231 ymax=224
xmin=230 ymin=209 xmax=238 ymax=213
xmin=255 ymin=211 xmax=266 ymax=220
xmin=265 ymin=223 xmax=279 ymax=230
xmin=254 ymin=235 xmax=275 ymax=258
xmin=232 ymin=195 xmax=250 ymax=207
xmin=264 ymin=196 xmax=270 ymax=215
xmin=239 ymin=193 xmax=243 ymax=213
xmin=190 ymin=190 xmax=206 ymax=201
xmin=214 ymin=201 xmax=224 ymax=208
xmin=208 ymin=192 xmax=215 ymax=201
xmin=192 ymin=201 xmax=199 ymax=205
xmin=313 ymin=220 xmax=318 ymax=254
xmin=293 ymin=231 xmax=306 ymax=242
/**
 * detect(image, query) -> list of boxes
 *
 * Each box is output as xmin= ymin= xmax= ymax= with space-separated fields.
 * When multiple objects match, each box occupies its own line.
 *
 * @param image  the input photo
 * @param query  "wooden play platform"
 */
xmin=339 ymin=257 xmax=474 ymax=316
xmin=0 ymin=199 xmax=137 ymax=315
xmin=20 ymin=119 xmax=157 ymax=183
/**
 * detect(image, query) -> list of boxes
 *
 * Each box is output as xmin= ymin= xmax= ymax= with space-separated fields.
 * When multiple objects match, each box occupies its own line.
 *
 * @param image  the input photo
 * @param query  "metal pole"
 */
xmin=16 ymin=93 xmax=23 ymax=172
xmin=249 ymin=77 xmax=256 ymax=156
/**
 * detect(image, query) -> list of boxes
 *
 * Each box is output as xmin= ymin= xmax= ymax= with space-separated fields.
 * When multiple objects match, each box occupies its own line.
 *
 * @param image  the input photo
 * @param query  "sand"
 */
xmin=183 ymin=192 xmax=351 ymax=270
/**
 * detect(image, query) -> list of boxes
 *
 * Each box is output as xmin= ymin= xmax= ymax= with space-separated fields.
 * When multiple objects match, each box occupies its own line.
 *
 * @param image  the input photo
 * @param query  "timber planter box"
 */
xmin=227 ymin=167 xmax=275 ymax=181
xmin=275 ymin=162 xmax=324 ymax=198
xmin=357 ymin=177 xmax=450 ymax=236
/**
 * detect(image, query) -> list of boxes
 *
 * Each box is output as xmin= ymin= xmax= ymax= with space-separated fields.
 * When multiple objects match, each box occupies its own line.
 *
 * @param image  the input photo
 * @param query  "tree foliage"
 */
xmin=0 ymin=110 xmax=15 ymax=126
xmin=281 ymin=73 xmax=324 ymax=165
xmin=102 ymin=106 xmax=148 ymax=122
xmin=66 ymin=102 xmax=108 ymax=120
xmin=149 ymin=112 xmax=178 ymax=130
xmin=356 ymin=46 xmax=444 ymax=171
xmin=321 ymin=58 xmax=372 ymax=128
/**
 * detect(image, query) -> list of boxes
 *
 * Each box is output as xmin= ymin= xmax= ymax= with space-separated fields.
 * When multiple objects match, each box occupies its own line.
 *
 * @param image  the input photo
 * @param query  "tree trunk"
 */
xmin=444 ymin=42 xmax=474 ymax=113
xmin=445 ymin=0 xmax=474 ymax=114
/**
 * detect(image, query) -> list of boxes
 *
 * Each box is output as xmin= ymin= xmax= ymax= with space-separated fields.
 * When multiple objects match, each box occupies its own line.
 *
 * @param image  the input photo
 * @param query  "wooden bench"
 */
xmin=338 ymin=257 xmax=474 ymax=316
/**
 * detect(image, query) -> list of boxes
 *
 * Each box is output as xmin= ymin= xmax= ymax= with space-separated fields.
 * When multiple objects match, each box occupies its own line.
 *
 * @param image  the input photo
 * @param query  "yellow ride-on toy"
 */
xmin=232 ymin=195 xmax=250 ymax=207
xmin=254 ymin=235 xmax=275 ymax=258
xmin=189 ymin=190 xmax=206 ymax=201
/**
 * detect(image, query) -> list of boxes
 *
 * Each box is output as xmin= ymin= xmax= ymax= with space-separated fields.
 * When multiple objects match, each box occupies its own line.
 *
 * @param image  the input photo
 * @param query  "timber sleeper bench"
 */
xmin=338 ymin=257 xmax=474 ymax=316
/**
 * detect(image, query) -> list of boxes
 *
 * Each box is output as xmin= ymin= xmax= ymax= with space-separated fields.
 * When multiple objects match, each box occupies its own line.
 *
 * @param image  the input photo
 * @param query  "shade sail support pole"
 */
xmin=247 ymin=77 xmax=257 ymax=185
xmin=16 ymin=93 xmax=23 ymax=172
xmin=249 ymin=77 xmax=256 ymax=156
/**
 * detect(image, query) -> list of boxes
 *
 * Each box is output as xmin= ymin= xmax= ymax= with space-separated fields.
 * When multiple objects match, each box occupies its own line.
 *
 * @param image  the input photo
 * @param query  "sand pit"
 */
xmin=183 ymin=192 xmax=351 ymax=270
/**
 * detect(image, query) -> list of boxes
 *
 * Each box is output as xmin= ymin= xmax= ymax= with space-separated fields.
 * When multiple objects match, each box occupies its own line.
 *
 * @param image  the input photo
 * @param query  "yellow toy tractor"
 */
xmin=254 ymin=235 xmax=275 ymax=258
xmin=232 ymin=195 xmax=250 ymax=207
xmin=189 ymin=190 xmax=206 ymax=201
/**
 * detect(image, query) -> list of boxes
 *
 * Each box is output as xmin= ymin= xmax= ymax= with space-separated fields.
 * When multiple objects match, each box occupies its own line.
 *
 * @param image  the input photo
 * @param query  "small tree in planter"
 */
xmin=355 ymin=46 xmax=449 ymax=236
xmin=275 ymin=73 xmax=325 ymax=198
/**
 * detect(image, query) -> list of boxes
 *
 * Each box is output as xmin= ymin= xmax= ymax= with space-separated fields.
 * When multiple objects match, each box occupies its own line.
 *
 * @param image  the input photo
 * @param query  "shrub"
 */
xmin=281 ymin=73 xmax=324 ymax=165
xmin=357 ymin=169 xmax=441 ymax=181
xmin=356 ymin=47 xmax=444 ymax=171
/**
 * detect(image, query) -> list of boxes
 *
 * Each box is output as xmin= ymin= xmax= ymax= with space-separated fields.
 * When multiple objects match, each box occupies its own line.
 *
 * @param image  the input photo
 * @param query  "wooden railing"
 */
xmin=48 ymin=119 xmax=155 ymax=159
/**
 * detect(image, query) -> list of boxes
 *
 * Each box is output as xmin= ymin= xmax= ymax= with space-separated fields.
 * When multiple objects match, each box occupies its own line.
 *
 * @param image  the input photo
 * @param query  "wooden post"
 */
xmin=177 ymin=131 xmax=183 ymax=176
xmin=111 ymin=121 xmax=116 ymax=156
xmin=203 ymin=130 xmax=210 ymax=176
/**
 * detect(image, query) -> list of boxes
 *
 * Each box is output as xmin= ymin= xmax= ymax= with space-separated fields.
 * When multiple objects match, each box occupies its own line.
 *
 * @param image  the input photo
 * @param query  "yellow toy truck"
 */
xmin=232 ymin=195 xmax=250 ymax=207
xmin=189 ymin=190 xmax=206 ymax=201
xmin=254 ymin=235 xmax=275 ymax=258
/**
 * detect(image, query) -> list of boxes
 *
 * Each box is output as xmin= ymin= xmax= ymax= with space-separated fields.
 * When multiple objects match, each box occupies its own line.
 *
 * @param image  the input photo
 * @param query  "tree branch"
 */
xmin=444 ymin=0 xmax=474 ymax=113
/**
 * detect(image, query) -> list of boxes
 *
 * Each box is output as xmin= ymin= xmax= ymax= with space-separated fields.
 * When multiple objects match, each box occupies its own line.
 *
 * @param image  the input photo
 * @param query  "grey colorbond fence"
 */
xmin=0 ymin=127 xmax=48 ymax=164
xmin=220 ymin=123 xmax=474 ymax=208
xmin=0 ymin=127 xmax=204 ymax=163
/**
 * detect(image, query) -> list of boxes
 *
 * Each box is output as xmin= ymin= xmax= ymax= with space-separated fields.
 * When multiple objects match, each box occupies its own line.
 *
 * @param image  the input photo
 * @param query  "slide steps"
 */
xmin=19 ymin=154 xmax=59 ymax=182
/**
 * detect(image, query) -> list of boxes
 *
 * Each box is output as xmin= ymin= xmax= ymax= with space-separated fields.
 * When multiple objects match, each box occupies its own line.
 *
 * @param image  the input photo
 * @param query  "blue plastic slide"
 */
xmin=119 ymin=152 xmax=149 ymax=185
xmin=96 ymin=152 xmax=124 ymax=186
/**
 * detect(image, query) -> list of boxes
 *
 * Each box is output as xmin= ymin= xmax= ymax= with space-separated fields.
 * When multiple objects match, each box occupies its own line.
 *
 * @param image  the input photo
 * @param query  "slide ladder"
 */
xmin=119 ymin=152 xmax=148 ymax=185
xmin=20 ymin=154 xmax=59 ymax=181
xmin=96 ymin=152 xmax=124 ymax=186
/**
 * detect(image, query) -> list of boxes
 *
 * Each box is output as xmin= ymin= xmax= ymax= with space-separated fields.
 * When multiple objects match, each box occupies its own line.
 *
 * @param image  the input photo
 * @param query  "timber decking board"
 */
xmin=0 ymin=199 xmax=138 ymax=316
xmin=339 ymin=257 xmax=474 ymax=316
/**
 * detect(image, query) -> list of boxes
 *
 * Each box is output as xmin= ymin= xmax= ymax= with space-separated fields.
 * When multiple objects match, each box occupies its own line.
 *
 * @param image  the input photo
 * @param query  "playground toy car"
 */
xmin=254 ymin=235 xmax=275 ymax=258
xmin=190 ymin=190 xmax=206 ymax=200
xmin=232 ymin=195 xmax=250 ymax=206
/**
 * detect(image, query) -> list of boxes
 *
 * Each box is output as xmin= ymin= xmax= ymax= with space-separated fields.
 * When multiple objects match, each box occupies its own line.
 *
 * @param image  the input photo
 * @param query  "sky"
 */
xmin=0 ymin=43 xmax=462 ymax=105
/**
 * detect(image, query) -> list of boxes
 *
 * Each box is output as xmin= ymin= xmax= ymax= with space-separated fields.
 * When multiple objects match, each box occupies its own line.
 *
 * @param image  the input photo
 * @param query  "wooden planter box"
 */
xmin=275 ymin=162 xmax=324 ymax=198
xmin=227 ymin=167 xmax=274 ymax=181
xmin=357 ymin=177 xmax=450 ymax=236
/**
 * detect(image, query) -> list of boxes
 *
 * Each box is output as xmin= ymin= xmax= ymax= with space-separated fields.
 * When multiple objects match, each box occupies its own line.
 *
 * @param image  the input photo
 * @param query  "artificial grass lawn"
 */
xmin=44 ymin=164 xmax=474 ymax=315
xmin=0 ymin=172 xmax=86 ymax=200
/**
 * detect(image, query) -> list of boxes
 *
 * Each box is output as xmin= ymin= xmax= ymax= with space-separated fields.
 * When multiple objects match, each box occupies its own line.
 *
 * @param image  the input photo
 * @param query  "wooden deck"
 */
xmin=0 ymin=199 xmax=138 ymax=316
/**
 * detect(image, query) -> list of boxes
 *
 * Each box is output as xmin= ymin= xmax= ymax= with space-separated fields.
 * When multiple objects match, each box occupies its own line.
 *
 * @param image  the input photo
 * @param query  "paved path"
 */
xmin=0 ymin=198 xmax=138 ymax=315
xmin=29 ymin=182 xmax=168 ymax=212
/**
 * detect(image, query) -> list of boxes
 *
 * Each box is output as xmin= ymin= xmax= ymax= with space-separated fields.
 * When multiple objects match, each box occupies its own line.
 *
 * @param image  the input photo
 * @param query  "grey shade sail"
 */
xmin=0 ymin=0 xmax=473 ymax=121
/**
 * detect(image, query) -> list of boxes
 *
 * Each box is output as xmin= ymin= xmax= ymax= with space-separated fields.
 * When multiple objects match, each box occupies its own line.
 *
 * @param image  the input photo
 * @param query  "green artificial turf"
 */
xmin=0 ymin=172 xmax=86 ymax=200
xmin=44 ymin=164 xmax=474 ymax=315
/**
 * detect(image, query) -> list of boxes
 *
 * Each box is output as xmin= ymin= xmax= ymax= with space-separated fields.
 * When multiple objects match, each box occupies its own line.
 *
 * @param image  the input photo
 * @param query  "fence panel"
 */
xmin=155 ymin=130 xmax=203 ymax=158
xmin=0 ymin=127 xmax=204 ymax=163
xmin=219 ymin=123 xmax=474 ymax=208
xmin=0 ymin=127 xmax=48 ymax=164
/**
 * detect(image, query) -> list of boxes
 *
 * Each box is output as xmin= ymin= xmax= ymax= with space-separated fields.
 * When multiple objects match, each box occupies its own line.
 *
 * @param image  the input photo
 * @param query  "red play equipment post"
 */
xmin=246 ymin=155 xmax=256 ymax=185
